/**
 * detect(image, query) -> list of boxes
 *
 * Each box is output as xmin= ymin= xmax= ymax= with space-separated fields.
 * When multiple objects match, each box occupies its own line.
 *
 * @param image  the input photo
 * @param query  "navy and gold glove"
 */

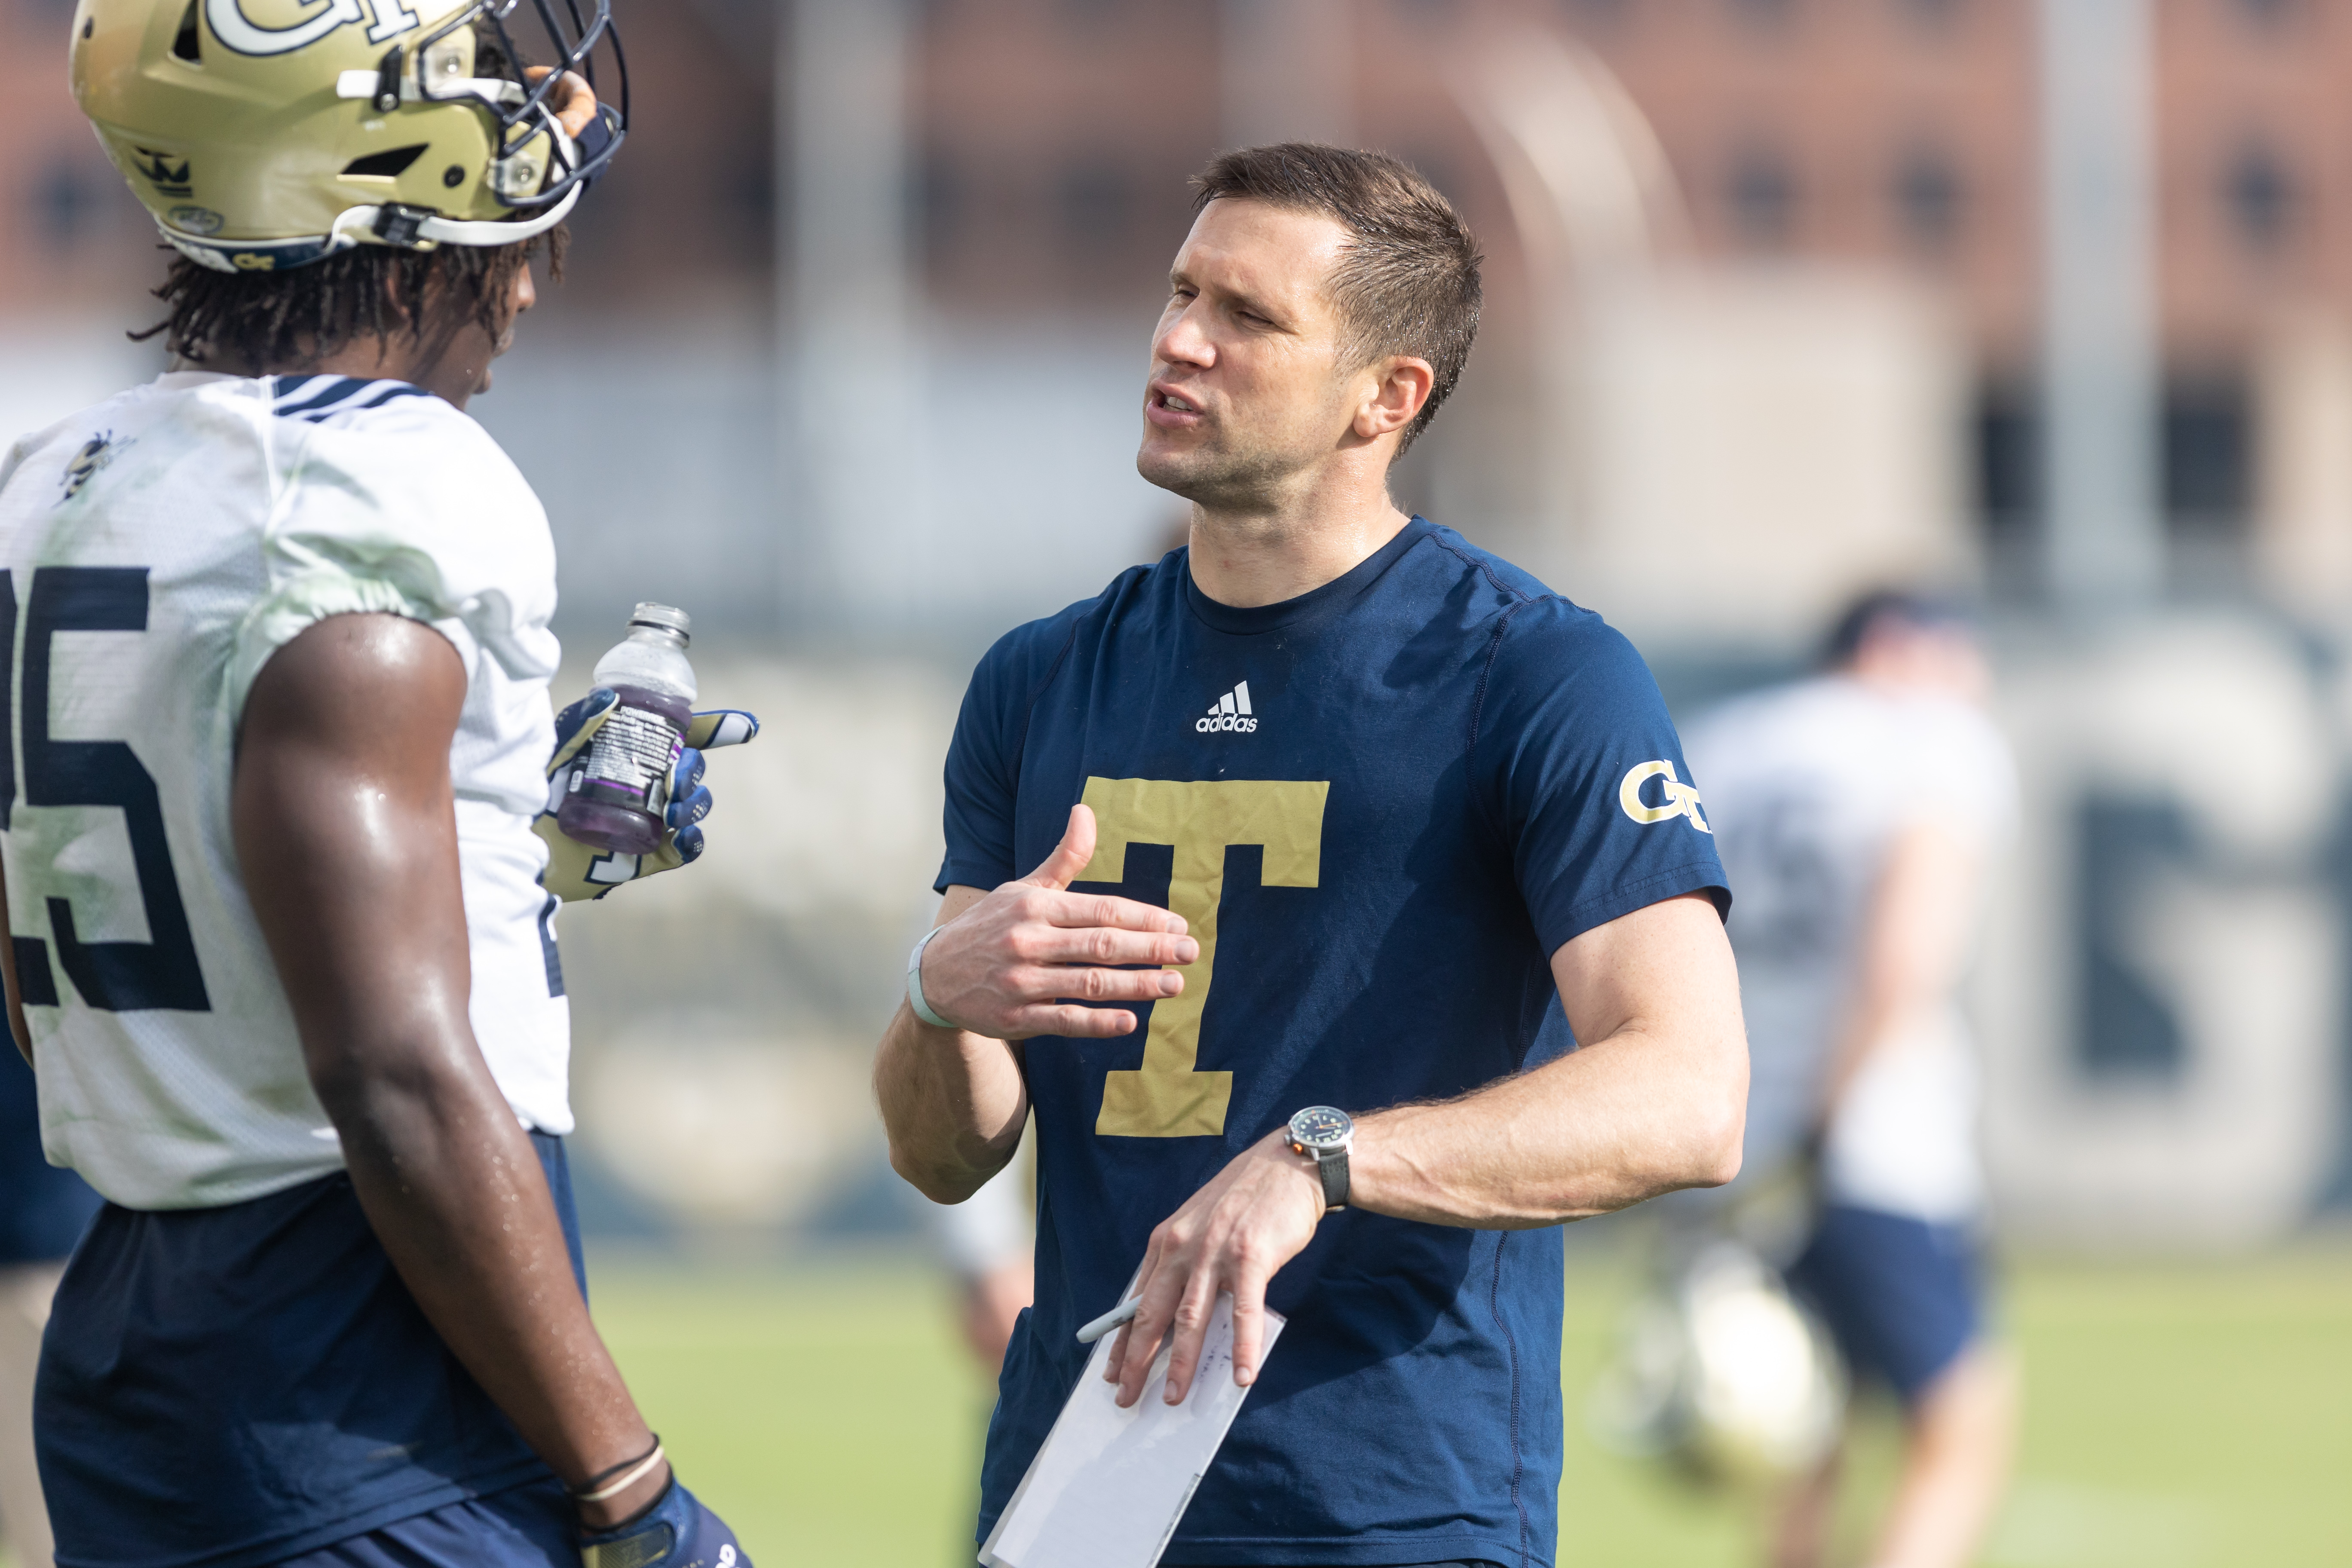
xmin=535 ymin=688 xmax=760 ymax=902
xmin=579 ymin=1476 xmax=748 ymax=1568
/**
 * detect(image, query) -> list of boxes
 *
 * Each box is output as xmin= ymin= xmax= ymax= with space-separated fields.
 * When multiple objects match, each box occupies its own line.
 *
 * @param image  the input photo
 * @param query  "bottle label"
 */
xmin=577 ymin=704 xmax=683 ymax=809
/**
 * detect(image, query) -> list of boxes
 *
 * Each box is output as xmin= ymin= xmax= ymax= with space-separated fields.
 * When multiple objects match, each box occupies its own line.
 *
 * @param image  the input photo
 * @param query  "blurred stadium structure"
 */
xmin=4 ymin=0 xmax=2352 ymax=1252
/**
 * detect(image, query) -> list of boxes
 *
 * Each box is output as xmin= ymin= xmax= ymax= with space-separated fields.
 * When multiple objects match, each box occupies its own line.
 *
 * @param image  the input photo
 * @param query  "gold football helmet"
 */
xmin=1589 ymin=1240 xmax=1847 ymax=1487
xmin=70 ymin=0 xmax=626 ymax=272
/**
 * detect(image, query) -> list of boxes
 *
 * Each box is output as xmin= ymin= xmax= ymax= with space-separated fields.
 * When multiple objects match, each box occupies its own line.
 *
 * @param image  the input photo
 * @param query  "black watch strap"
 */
xmin=1316 ymin=1148 xmax=1349 ymax=1211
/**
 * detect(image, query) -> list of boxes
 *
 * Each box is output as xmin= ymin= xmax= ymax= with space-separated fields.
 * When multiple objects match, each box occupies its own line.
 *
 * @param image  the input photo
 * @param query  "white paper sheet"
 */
xmin=979 ymin=1294 xmax=1283 ymax=1568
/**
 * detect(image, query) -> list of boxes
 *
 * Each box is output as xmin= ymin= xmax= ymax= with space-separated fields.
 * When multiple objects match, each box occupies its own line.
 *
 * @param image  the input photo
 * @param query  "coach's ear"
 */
xmin=1352 ymin=355 xmax=1434 ymax=444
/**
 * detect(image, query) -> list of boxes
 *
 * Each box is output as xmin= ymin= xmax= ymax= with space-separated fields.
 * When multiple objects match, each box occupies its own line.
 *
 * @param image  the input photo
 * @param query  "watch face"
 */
xmin=1289 ymin=1105 xmax=1352 ymax=1150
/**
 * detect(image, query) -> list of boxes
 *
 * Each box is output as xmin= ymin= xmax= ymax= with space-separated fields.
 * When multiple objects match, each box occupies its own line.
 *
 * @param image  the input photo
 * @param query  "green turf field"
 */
xmin=591 ymin=1243 xmax=2352 ymax=1567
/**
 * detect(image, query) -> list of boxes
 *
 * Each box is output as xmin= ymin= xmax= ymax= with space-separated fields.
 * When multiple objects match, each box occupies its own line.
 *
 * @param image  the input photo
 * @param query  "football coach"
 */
xmin=874 ymin=144 xmax=1748 ymax=1568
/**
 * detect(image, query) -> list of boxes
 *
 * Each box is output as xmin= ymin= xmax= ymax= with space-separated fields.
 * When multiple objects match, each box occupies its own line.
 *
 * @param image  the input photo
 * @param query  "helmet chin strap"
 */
xmin=329 ymin=172 xmax=584 ymax=251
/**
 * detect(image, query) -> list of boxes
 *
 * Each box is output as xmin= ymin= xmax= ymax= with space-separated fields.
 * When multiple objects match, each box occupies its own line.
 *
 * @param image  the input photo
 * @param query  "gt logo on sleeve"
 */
xmin=1619 ymin=760 xmax=1712 ymax=833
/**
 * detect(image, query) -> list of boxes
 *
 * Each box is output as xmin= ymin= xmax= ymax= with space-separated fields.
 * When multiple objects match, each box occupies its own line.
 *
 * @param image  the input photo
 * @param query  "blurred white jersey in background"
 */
xmin=1685 ymin=676 xmax=2017 ymax=1223
xmin=0 ymin=373 xmax=568 ymax=1211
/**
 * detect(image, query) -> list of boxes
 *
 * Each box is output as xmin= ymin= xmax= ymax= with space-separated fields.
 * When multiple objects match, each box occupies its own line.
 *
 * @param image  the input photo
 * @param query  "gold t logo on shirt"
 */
xmin=1076 ymin=776 xmax=1330 ymax=1137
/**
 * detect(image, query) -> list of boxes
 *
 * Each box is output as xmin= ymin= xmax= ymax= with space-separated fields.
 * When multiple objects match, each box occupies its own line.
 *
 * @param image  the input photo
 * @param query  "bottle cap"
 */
xmin=628 ymin=602 xmax=692 ymax=645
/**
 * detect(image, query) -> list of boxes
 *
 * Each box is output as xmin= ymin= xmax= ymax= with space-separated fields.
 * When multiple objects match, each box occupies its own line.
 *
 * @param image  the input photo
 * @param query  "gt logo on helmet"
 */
xmin=205 ymin=0 xmax=424 ymax=58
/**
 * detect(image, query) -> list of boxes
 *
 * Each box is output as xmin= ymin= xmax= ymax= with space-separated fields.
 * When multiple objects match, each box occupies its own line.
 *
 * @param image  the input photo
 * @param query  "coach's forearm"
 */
xmin=873 ymin=999 xmax=1029 ymax=1204
xmin=875 ymin=830 xmax=1197 ymax=1203
xmin=1348 ymin=1021 xmax=1746 ymax=1228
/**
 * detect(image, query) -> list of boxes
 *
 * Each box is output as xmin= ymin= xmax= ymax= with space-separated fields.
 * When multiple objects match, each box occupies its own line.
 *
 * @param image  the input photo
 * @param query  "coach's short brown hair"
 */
xmin=1191 ymin=143 xmax=1482 ymax=455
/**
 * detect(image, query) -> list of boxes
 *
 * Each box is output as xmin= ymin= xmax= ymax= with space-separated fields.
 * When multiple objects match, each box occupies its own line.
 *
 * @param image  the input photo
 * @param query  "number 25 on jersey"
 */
xmin=1 ymin=567 xmax=210 ymax=1014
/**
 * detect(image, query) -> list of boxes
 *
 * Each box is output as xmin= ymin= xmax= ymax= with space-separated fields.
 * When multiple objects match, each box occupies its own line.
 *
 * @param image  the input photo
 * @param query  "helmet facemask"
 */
xmin=395 ymin=0 xmax=627 ymax=216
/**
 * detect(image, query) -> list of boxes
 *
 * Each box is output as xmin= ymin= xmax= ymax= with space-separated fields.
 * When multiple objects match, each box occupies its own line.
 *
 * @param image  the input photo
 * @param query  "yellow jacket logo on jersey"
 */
xmin=58 ymin=434 xmax=129 ymax=504
xmin=1619 ymin=760 xmax=1711 ymax=833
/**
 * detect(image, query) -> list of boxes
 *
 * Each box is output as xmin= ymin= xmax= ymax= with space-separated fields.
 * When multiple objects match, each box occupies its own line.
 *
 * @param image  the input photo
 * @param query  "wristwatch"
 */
xmin=1287 ymin=1106 xmax=1354 ymax=1213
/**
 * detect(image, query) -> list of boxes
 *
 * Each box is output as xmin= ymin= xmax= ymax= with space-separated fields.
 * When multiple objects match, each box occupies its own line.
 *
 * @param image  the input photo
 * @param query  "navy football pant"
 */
xmin=267 ymin=1478 xmax=573 ymax=1566
xmin=1785 ymin=1202 xmax=1985 ymax=1407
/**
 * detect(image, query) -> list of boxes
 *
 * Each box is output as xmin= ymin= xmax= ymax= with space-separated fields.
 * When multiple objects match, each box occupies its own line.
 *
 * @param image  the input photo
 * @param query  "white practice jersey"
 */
xmin=0 ymin=371 xmax=570 ymax=1211
xmin=1684 ymin=676 xmax=2016 ymax=1222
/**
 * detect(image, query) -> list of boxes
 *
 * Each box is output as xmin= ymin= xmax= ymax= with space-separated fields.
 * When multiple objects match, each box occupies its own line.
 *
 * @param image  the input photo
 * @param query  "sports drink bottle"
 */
xmin=555 ymin=603 xmax=697 ymax=855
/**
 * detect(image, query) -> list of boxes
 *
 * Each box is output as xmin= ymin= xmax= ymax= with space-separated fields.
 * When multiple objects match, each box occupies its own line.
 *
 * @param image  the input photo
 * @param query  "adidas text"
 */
xmin=1196 ymin=680 xmax=1259 ymax=734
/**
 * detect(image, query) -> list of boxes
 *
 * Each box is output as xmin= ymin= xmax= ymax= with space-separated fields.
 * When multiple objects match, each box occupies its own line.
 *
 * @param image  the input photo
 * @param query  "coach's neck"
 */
xmin=1185 ymin=445 xmax=1412 ymax=610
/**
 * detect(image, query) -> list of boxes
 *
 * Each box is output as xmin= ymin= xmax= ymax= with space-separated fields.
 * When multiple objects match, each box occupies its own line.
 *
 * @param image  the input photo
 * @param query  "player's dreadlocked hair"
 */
xmin=131 ymin=228 xmax=564 ymax=371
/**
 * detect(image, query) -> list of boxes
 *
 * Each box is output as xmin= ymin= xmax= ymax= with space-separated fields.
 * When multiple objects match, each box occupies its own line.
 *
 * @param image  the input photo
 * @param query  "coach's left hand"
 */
xmin=1104 ymin=1129 xmax=1326 ymax=1409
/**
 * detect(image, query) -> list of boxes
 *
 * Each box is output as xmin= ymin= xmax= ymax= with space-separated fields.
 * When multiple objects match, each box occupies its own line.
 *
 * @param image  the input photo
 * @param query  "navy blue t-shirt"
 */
xmin=939 ymin=518 xmax=1728 ymax=1568
xmin=36 ymin=1133 xmax=583 ymax=1568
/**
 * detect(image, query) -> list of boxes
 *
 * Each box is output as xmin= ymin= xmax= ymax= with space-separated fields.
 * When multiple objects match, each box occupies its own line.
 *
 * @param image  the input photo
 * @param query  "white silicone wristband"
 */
xmin=572 ymin=1439 xmax=665 ymax=1505
xmin=906 ymin=926 xmax=955 ymax=1030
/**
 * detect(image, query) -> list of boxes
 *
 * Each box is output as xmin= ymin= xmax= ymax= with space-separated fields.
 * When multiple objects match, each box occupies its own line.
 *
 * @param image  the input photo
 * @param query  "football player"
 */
xmin=0 ymin=2 xmax=748 ymax=1564
xmin=1684 ymin=593 xmax=2020 ymax=1568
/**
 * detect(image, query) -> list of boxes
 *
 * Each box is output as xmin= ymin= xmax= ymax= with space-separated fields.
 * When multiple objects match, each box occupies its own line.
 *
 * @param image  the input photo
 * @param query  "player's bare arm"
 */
xmin=1818 ymin=820 xmax=1982 ymax=1118
xmin=1105 ymin=891 xmax=1748 ymax=1408
xmin=233 ymin=613 xmax=665 ymax=1531
xmin=874 ymin=804 xmax=1198 ymax=1201
xmin=0 ymin=858 xmax=29 ymax=1069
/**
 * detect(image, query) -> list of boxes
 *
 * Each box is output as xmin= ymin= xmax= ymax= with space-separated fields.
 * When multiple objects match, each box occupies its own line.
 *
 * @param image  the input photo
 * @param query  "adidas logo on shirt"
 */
xmin=1196 ymin=680 xmax=1259 ymax=734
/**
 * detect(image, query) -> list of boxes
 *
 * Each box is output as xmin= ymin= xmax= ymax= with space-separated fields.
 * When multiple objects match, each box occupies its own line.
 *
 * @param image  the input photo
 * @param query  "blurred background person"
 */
xmin=920 ymin=1144 xmax=1032 ymax=1568
xmin=0 ymin=1046 xmax=99 ymax=1568
xmin=924 ymin=1140 xmax=1034 ymax=1378
xmin=1684 ymin=592 xmax=2019 ymax=1568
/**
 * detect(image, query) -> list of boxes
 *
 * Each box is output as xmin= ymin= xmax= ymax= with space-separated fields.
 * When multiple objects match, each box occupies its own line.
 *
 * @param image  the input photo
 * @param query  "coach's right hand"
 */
xmin=915 ymin=804 xmax=1197 ymax=1039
